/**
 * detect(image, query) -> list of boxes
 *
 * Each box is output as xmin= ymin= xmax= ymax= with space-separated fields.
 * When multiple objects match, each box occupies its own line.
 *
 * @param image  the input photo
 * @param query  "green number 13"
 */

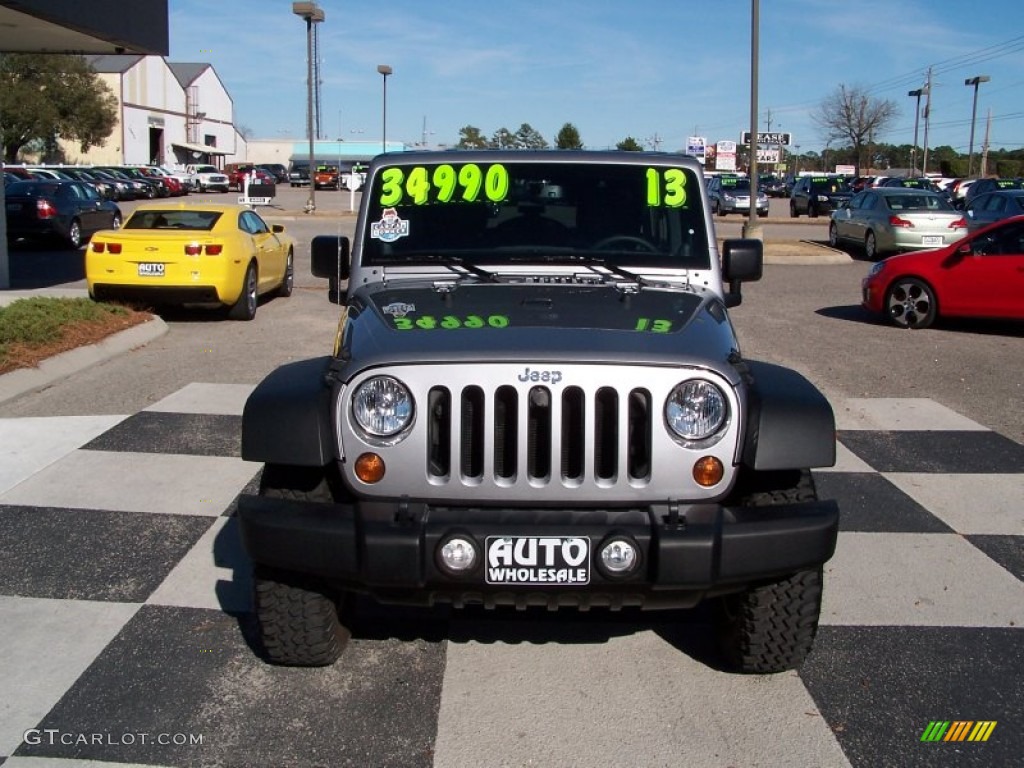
xmin=646 ymin=168 xmax=687 ymax=208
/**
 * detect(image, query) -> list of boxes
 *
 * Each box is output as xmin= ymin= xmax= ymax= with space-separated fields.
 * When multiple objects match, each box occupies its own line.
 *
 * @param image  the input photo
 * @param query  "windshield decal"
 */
xmin=645 ymin=168 xmax=688 ymax=207
xmin=391 ymin=314 xmax=511 ymax=331
xmin=370 ymin=208 xmax=411 ymax=242
xmin=378 ymin=163 xmax=510 ymax=206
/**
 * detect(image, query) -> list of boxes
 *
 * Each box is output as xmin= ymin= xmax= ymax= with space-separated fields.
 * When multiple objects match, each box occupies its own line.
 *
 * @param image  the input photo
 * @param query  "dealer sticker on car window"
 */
xmin=485 ymin=536 xmax=590 ymax=585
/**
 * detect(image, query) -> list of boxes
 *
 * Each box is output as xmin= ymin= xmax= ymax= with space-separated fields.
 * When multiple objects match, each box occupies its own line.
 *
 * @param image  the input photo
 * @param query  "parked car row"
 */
xmin=4 ymin=164 xmax=194 ymax=201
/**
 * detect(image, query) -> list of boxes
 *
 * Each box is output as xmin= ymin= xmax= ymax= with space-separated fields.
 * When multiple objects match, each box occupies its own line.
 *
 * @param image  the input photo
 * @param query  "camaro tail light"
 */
xmin=92 ymin=242 xmax=122 ymax=253
xmin=888 ymin=215 xmax=913 ymax=228
xmin=36 ymin=199 xmax=57 ymax=219
xmin=949 ymin=217 xmax=967 ymax=229
xmin=185 ymin=243 xmax=222 ymax=255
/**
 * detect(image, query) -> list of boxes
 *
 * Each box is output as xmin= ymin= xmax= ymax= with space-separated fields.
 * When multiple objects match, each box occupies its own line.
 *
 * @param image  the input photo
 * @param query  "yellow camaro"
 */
xmin=86 ymin=202 xmax=295 ymax=320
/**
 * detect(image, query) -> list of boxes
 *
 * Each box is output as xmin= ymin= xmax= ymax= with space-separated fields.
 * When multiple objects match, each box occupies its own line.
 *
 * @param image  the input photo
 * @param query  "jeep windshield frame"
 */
xmin=360 ymin=155 xmax=711 ymax=272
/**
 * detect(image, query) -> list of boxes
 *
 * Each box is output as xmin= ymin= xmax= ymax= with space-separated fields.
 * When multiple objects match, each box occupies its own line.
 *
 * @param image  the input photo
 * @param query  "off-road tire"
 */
xmin=714 ymin=470 xmax=824 ymax=673
xmin=252 ymin=464 xmax=351 ymax=666
xmin=253 ymin=566 xmax=350 ymax=666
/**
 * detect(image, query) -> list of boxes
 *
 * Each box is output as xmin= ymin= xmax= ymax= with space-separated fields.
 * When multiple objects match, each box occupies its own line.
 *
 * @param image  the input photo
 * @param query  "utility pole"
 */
xmin=921 ymin=67 xmax=933 ymax=175
xmin=980 ymin=107 xmax=992 ymax=178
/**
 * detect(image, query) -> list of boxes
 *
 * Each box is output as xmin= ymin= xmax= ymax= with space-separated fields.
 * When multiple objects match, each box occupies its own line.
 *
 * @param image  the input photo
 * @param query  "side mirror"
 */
xmin=271 ymin=224 xmax=285 ymax=233
xmin=721 ymin=238 xmax=764 ymax=308
xmin=311 ymin=235 xmax=351 ymax=304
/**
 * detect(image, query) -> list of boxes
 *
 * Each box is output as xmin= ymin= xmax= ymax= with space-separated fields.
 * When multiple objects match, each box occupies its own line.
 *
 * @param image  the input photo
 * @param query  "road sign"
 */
xmin=741 ymin=131 xmax=792 ymax=146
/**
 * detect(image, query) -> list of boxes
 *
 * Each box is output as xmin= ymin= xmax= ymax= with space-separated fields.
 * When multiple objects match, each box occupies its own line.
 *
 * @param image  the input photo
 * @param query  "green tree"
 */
xmin=456 ymin=125 xmax=488 ymax=149
xmin=490 ymin=127 xmax=515 ymax=149
xmin=812 ymin=84 xmax=898 ymax=176
xmin=513 ymin=123 xmax=548 ymax=149
xmin=616 ymin=136 xmax=643 ymax=151
xmin=555 ymin=122 xmax=583 ymax=149
xmin=0 ymin=53 xmax=118 ymax=162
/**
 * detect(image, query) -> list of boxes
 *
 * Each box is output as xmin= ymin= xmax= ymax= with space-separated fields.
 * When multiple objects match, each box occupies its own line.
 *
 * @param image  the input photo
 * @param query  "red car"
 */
xmin=862 ymin=214 xmax=1024 ymax=329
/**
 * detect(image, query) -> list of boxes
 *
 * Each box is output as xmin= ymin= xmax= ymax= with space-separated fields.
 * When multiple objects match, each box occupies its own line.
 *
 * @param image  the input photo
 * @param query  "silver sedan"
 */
xmin=828 ymin=188 xmax=968 ymax=260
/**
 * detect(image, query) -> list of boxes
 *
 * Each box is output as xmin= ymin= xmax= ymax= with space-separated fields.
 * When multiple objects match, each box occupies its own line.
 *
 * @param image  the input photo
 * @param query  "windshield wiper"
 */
xmin=527 ymin=253 xmax=651 ymax=286
xmin=388 ymin=251 xmax=500 ymax=282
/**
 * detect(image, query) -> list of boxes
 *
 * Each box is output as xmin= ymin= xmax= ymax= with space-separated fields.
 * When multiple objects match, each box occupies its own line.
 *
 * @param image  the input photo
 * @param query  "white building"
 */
xmin=59 ymin=55 xmax=242 ymax=168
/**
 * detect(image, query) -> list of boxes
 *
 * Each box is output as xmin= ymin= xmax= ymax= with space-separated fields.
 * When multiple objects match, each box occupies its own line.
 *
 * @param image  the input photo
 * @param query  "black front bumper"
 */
xmin=238 ymin=496 xmax=839 ymax=608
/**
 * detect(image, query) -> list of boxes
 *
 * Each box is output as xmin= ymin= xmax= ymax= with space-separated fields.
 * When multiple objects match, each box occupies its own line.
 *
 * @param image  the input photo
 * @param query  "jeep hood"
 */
xmin=337 ymin=281 xmax=741 ymax=373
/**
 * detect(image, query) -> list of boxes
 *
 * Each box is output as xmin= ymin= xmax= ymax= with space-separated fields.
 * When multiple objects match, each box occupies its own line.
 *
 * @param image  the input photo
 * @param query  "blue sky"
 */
xmin=169 ymin=0 xmax=1024 ymax=155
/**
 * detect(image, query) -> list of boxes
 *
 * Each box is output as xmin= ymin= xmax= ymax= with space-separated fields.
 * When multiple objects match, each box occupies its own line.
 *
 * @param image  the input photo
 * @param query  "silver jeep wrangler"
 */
xmin=239 ymin=151 xmax=839 ymax=673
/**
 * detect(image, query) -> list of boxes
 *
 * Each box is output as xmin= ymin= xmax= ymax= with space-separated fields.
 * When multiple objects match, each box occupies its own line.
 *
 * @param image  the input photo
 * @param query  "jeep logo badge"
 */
xmin=518 ymin=366 xmax=563 ymax=385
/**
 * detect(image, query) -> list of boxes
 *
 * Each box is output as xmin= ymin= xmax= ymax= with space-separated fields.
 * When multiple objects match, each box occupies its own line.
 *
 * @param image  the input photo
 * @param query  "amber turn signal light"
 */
xmin=692 ymin=456 xmax=724 ymax=487
xmin=354 ymin=453 xmax=385 ymax=483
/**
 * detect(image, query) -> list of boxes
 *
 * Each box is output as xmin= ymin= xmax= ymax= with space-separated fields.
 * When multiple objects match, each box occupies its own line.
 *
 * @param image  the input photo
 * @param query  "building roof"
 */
xmin=84 ymin=53 xmax=144 ymax=73
xmin=168 ymin=62 xmax=210 ymax=88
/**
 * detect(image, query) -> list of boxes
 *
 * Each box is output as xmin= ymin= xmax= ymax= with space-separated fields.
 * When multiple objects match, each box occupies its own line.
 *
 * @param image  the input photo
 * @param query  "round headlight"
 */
xmin=351 ymin=376 xmax=414 ymax=437
xmin=665 ymin=379 xmax=727 ymax=441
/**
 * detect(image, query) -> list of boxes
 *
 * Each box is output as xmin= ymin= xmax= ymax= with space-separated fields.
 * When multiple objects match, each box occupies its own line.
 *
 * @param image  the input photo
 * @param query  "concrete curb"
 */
xmin=0 ymin=315 xmax=169 ymax=405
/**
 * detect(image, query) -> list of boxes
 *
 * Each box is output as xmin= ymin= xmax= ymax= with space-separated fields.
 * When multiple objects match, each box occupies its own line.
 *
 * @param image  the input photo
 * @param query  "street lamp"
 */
xmin=965 ymin=75 xmax=990 ymax=177
xmin=293 ymin=1 xmax=325 ymax=214
xmin=742 ymin=0 xmax=761 ymax=240
xmin=908 ymin=87 xmax=925 ymax=175
xmin=377 ymin=64 xmax=392 ymax=155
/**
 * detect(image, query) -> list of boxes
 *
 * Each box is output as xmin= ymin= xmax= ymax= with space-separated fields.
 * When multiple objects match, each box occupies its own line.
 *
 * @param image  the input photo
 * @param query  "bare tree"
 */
xmin=812 ymin=85 xmax=898 ymax=175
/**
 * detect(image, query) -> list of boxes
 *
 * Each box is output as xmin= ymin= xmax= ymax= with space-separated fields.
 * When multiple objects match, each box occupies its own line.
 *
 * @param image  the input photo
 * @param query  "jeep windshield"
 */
xmin=363 ymin=158 xmax=710 ymax=270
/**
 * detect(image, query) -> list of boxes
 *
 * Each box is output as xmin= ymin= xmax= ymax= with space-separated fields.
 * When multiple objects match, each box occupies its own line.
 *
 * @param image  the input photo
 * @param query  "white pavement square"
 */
xmin=0 ymin=450 xmax=260 ymax=517
xmin=143 ymin=383 xmax=255 ymax=416
xmin=834 ymin=397 xmax=988 ymax=432
xmin=883 ymin=473 xmax=1024 ymax=535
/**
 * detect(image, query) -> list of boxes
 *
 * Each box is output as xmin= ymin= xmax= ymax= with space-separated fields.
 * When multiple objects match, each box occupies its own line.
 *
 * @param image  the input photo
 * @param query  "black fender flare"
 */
xmin=241 ymin=356 xmax=336 ymax=466
xmin=740 ymin=360 xmax=836 ymax=471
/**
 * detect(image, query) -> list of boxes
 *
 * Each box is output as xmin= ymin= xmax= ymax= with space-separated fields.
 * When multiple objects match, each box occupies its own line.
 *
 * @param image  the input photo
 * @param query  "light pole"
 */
xmin=742 ymin=0 xmax=761 ymax=240
xmin=293 ymin=2 xmax=324 ymax=214
xmin=377 ymin=64 xmax=392 ymax=155
xmin=965 ymin=75 xmax=990 ymax=177
xmin=908 ymin=87 xmax=924 ymax=175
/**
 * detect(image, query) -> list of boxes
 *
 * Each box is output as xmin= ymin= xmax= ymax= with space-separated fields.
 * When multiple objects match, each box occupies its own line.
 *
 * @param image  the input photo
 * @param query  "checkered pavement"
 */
xmin=0 ymin=384 xmax=1020 ymax=768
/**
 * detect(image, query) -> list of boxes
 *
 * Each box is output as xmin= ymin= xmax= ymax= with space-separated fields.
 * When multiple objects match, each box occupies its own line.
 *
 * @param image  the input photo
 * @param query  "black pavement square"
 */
xmin=967 ymin=535 xmax=1024 ymax=582
xmin=0 ymin=505 xmax=213 ymax=602
xmin=15 ymin=605 xmax=447 ymax=768
xmin=82 ymin=411 xmax=242 ymax=457
xmin=837 ymin=430 xmax=1024 ymax=474
xmin=813 ymin=472 xmax=953 ymax=533
xmin=800 ymin=625 xmax=1023 ymax=768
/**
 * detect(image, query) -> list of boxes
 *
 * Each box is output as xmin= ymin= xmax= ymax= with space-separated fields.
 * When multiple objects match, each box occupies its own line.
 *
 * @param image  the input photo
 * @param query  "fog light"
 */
xmin=354 ymin=452 xmax=385 ymax=483
xmin=693 ymin=456 xmax=724 ymax=487
xmin=600 ymin=538 xmax=638 ymax=575
xmin=438 ymin=536 xmax=478 ymax=574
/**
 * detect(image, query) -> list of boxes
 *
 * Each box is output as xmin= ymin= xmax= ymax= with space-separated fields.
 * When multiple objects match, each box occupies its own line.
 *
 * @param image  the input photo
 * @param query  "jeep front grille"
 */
xmin=426 ymin=383 xmax=652 ymax=486
xmin=340 ymin=364 xmax=741 ymax=504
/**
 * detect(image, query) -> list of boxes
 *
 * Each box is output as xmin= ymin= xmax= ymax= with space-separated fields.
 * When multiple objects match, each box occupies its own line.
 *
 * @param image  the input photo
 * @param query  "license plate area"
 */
xmin=137 ymin=262 xmax=165 ymax=277
xmin=921 ymin=236 xmax=943 ymax=246
xmin=485 ymin=536 xmax=590 ymax=585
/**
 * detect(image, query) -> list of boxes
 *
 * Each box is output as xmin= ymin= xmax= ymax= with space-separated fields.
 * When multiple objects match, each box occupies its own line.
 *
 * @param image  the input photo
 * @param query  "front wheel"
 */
xmin=885 ymin=277 xmax=937 ymax=329
xmin=276 ymin=250 xmax=294 ymax=297
xmin=253 ymin=464 xmax=352 ymax=666
xmin=713 ymin=470 xmax=825 ymax=673
xmin=228 ymin=262 xmax=258 ymax=320
xmin=828 ymin=222 xmax=839 ymax=248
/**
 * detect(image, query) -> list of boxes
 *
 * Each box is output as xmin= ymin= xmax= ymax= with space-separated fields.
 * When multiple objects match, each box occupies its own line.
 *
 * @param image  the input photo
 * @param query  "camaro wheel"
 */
xmin=253 ymin=465 xmax=352 ymax=666
xmin=885 ymin=277 xmax=937 ymax=329
xmin=714 ymin=470 xmax=824 ymax=673
xmin=276 ymin=250 xmax=294 ymax=298
xmin=228 ymin=262 xmax=258 ymax=321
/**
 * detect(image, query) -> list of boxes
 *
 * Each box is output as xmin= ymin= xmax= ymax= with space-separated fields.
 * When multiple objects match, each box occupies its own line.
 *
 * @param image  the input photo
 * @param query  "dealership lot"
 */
xmin=0 ymin=186 xmax=1021 ymax=767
